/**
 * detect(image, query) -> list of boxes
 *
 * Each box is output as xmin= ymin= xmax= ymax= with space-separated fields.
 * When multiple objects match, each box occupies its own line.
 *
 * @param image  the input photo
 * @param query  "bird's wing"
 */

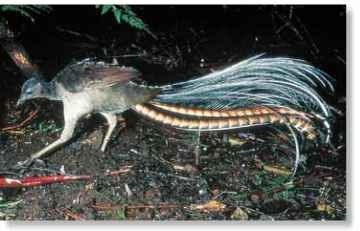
xmin=54 ymin=59 xmax=141 ymax=93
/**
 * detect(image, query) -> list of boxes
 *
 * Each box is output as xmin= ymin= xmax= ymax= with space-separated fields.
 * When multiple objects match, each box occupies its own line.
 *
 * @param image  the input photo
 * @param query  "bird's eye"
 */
xmin=25 ymin=89 xmax=32 ymax=94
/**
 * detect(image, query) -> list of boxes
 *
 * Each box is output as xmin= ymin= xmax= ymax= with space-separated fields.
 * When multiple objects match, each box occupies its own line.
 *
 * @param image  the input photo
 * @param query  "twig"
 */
xmin=56 ymin=208 xmax=86 ymax=220
xmin=56 ymin=26 xmax=98 ymax=42
xmin=238 ymin=205 xmax=274 ymax=220
xmin=105 ymin=165 xmax=133 ymax=176
xmin=127 ymin=204 xmax=179 ymax=210
xmin=92 ymin=200 xmax=228 ymax=213
xmin=1 ymin=109 xmax=39 ymax=132
xmin=92 ymin=203 xmax=180 ymax=211
xmin=0 ymin=175 xmax=91 ymax=188
xmin=0 ymin=165 xmax=134 ymax=189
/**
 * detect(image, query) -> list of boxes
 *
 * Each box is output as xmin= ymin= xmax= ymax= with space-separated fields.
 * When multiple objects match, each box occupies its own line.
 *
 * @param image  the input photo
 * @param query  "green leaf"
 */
xmin=0 ymin=5 xmax=51 ymax=22
xmin=100 ymin=5 xmax=112 ymax=15
xmin=95 ymin=5 xmax=156 ymax=39
xmin=0 ymin=200 xmax=23 ymax=208
xmin=114 ymin=9 xmax=122 ymax=24
xmin=115 ymin=209 xmax=126 ymax=220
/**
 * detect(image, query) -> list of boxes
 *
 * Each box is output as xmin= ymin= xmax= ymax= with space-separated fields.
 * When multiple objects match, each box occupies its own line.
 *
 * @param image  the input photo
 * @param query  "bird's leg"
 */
xmin=29 ymin=117 xmax=78 ymax=160
xmin=100 ymin=113 xmax=121 ymax=152
xmin=13 ymin=112 xmax=82 ymax=169
xmin=28 ymin=99 xmax=93 ymax=162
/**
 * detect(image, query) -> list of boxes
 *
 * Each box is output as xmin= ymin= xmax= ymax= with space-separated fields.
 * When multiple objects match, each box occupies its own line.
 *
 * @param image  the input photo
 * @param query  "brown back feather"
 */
xmin=54 ymin=60 xmax=141 ymax=93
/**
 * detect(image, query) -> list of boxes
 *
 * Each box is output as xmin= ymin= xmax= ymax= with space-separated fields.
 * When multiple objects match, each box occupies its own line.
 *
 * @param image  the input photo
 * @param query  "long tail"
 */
xmin=133 ymin=104 xmax=317 ymax=140
xmin=133 ymin=54 xmax=334 ymax=142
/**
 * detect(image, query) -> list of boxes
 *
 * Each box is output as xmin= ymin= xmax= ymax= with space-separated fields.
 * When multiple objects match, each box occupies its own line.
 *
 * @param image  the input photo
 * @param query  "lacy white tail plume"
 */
xmin=152 ymin=54 xmax=335 ymax=142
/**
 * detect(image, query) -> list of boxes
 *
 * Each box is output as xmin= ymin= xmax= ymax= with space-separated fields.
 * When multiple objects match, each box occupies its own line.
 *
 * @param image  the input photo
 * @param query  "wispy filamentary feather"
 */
xmin=156 ymin=54 xmax=333 ymax=114
xmin=154 ymin=54 xmax=334 ymax=139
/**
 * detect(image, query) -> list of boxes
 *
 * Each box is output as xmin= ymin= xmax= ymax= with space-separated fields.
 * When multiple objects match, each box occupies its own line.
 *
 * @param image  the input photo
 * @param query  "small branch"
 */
xmin=1 ymin=109 xmax=39 ymax=132
xmin=92 ymin=200 xmax=227 ymax=213
xmin=55 ymin=208 xmax=86 ymax=220
xmin=56 ymin=26 xmax=98 ymax=42
xmin=91 ymin=203 xmax=180 ymax=212
xmin=0 ymin=175 xmax=91 ymax=188
xmin=105 ymin=165 xmax=133 ymax=176
xmin=0 ymin=165 xmax=134 ymax=189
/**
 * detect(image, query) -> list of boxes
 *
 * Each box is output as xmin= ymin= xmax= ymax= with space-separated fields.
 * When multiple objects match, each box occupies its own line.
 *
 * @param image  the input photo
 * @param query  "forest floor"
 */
xmin=0 ymin=95 xmax=346 ymax=220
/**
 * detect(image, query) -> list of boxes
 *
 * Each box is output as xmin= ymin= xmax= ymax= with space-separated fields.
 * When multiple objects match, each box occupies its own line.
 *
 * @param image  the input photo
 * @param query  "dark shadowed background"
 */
xmin=0 ymin=5 xmax=346 ymax=221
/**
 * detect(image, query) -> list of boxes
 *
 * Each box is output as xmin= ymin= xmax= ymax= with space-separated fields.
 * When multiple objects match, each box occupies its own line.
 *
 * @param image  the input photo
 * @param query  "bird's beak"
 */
xmin=16 ymin=99 xmax=24 ymax=107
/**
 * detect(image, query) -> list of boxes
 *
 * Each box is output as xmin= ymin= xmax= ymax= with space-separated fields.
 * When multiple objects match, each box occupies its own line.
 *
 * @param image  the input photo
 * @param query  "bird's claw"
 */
xmin=11 ymin=158 xmax=35 ymax=171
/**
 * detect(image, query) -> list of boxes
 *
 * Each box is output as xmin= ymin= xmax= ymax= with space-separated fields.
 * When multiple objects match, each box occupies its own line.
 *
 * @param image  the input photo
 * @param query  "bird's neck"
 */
xmin=43 ymin=81 xmax=61 ymax=101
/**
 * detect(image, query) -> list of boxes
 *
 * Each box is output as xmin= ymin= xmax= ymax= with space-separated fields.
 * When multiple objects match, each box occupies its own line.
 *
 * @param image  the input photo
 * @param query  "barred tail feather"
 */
xmin=152 ymin=54 xmax=334 ymax=142
xmin=133 ymin=104 xmax=317 ymax=140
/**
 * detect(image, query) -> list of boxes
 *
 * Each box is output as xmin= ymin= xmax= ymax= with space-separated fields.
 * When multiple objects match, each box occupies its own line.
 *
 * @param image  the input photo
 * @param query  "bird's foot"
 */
xmin=11 ymin=158 xmax=34 ymax=170
xmin=10 ymin=158 xmax=43 ymax=173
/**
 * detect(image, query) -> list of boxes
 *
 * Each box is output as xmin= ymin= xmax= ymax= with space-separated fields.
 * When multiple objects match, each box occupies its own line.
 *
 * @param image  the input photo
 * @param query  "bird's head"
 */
xmin=17 ymin=77 xmax=47 ymax=107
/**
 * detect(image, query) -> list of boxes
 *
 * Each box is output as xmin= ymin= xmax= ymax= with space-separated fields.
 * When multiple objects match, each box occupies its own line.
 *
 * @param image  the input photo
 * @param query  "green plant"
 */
xmin=0 ymin=199 xmax=23 ymax=209
xmin=115 ymin=208 xmax=126 ymax=220
xmin=1 ymin=5 xmax=154 ymax=37
xmin=0 ymin=5 xmax=52 ymax=22
xmin=96 ymin=5 xmax=156 ymax=39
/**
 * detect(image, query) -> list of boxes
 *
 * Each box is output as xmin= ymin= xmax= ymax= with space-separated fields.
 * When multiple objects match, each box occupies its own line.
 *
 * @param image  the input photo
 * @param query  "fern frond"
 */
xmin=96 ymin=5 xmax=156 ymax=39
xmin=0 ymin=5 xmax=52 ymax=22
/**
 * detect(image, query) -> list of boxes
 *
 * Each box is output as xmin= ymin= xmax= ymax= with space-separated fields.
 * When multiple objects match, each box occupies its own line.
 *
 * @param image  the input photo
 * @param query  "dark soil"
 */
xmin=0 ymin=5 xmax=346 ymax=220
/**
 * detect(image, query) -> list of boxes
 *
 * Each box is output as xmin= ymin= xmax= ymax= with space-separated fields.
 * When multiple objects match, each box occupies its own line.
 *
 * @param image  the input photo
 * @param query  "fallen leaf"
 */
xmin=189 ymin=200 xmax=226 ymax=213
xmin=316 ymin=200 xmax=335 ymax=214
xmin=228 ymin=137 xmax=247 ymax=146
xmin=231 ymin=207 xmax=249 ymax=220
xmin=263 ymin=164 xmax=292 ymax=176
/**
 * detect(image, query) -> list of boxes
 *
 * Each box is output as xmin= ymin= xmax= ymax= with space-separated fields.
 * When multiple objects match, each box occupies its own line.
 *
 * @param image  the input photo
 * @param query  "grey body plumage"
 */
xmin=52 ymin=59 xmax=160 ymax=113
xmin=18 ymin=59 xmax=160 ymax=161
